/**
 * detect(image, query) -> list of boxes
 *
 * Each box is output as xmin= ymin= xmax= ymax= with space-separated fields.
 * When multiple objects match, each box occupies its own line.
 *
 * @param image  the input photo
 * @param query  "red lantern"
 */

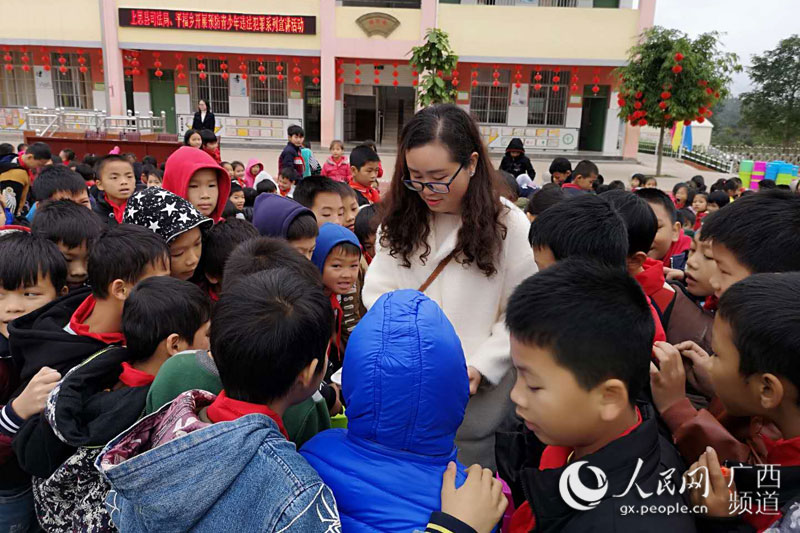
xmin=178 ymin=72 xmax=186 ymax=80
xmin=635 ymin=91 xmax=643 ymax=99
xmin=591 ymin=75 xmax=599 ymax=84
xmin=492 ymin=71 xmax=499 ymax=79
xmin=674 ymin=52 xmax=684 ymax=62
xmin=672 ymin=65 xmax=682 ymax=74
xmin=392 ymin=70 xmax=398 ymax=78
xmin=571 ymin=84 xmax=579 ymax=93
xmin=697 ymin=116 xmax=705 ymax=123
xmin=618 ymin=99 xmax=626 ymax=107
xmin=312 ymin=68 xmax=320 ymax=76
xmin=471 ymin=80 xmax=478 ymax=87
xmin=221 ymin=62 xmax=228 ymax=70
xmin=131 ymin=50 xmax=139 ymax=58
xmin=471 ymin=71 xmax=478 ymax=78
xmin=633 ymin=101 xmax=642 ymax=109
xmin=534 ymin=83 xmax=541 ymax=91
xmin=658 ymin=101 xmax=667 ymax=110
xmin=706 ymin=87 xmax=713 ymax=95
xmin=79 ymin=66 xmax=88 ymax=74
xmin=356 ymin=77 xmax=362 ymax=84
xmin=355 ymin=68 xmax=361 ymax=76
xmin=492 ymin=80 xmax=499 ymax=87
xmin=58 ymin=56 xmax=66 ymax=65
xmin=392 ymin=80 xmax=398 ymax=87
xmin=258 ymin=64 xmax=265 ymax=73
xmin=3 ymin=54 xmax=11 ymax=62
xmin=664 ymin=114 xmax=672 ymax=120
xmin=337 ymin=77 xmax=344 ymax=84
xmin=154 ymin=60 xmax=162 ymax=69
xmin=131 ymin=59 xmax=140 ymax=68
xmin=534 ymin=73 xmax=542 ymax=82
xmin=124 ymin=68 xmax=132 ymax=76
xmin=411 ymin=70 xmax=418 ymax=77
xmin=638 ymin=118 xmax=647 ymax=126
xmin=59 ymin=65 xmax=67 ymax=74
xmin=515 ymin=82 xmax=521 ymax=89
xmin=698 ymin=79 xmax=708 ymax=86
xmin=698 ymin=106 xmax=707 ymax=114
xmin=591 ymin=85 xmax=599 ymax=93
xmin=276 ymin=64 xmax=284 ymax=73
xmin=294 ymin=75 xmax=301 ymax=83
xmin=259 ymin=74 xmax=266 ymax=83
xmin=277 ymin=74 xmax=284 ymax=81
xmin=240 ymin=73 xmax=246 ymax=80
xmin=198 ymin=71 xmax=206 ymax=80
xmin=22 ymin=64 xmax=30 ymax=72
xmin=3 ymin=64 xmax=11 ymax=71
xmin=313 ymin=77 xmax=320 ymax=85
xmin=374 ymin=77 xmax=380 ymax=84
xmin=452 ymin=78 xmax=459 ymax=87
xmin=660 ymin=91 xmax=671 ymax=99
xmin=197 ymin=62 xmax=205 ymax=70
xmin=78 ymin=56 xmax=86 ymax=65
xmin=552 ymin=75 xmax=560 ymax=83
xmin=221 ymin=72 xmax=228 ymax=80
xmin=683 ymin=119 xmax=692 ymax=126
xmin=21 ymin=54 xmax=29 ymax=63
xmin=552 ymin=85 xmax=560 ymax=92
xmin=412 ymin=79 xmax=418 ymax=87
xmin=43 ymin=64 xmax=51 ymax=72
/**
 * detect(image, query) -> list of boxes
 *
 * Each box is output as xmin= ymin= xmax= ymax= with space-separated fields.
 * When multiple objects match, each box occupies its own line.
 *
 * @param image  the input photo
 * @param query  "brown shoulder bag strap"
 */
xmin=418 ymin=251 xmax=456 ymax=293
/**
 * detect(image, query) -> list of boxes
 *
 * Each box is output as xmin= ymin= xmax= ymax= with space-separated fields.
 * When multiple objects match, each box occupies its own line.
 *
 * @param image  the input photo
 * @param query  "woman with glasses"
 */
xmin=363 ymin=104 xmax=536 ymax=470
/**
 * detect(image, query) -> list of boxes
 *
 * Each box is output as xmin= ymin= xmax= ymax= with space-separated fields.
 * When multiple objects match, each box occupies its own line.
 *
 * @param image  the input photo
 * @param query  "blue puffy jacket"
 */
xmin=301 ymin=289 xmax=470 ymax=533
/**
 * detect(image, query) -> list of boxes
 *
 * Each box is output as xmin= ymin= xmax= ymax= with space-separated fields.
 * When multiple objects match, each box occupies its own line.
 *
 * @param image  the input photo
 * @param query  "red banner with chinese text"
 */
xmin=118 ymin=8 xmax=316 ymax=35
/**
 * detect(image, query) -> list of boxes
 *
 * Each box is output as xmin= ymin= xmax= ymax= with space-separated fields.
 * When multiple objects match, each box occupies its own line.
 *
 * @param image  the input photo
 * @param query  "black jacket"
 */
xmin=92 ymin=192 xmax=119 ymax=226
xmin=8 ymin=287 xmax=110 ymax=391
xmin=500 ymin=138 xmax=536 ymax=180
xmin=520 ymin=402 xmax=697 ymax=532
xmin=13 ymin=346 xmax=148 ymax=479
xmin=192 ymin=111 xmax=215 ymax=132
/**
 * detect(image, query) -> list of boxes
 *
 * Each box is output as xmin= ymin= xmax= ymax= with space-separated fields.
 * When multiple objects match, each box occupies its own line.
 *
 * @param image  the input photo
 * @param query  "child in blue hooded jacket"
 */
xmin=301 ymin=290 xmax=470 ymax=533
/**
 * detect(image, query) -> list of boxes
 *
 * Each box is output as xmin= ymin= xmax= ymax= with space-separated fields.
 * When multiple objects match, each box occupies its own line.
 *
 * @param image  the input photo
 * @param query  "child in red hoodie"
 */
xmin=162 ymin=146 xmax=230 ymax=223
xmin=635 ymin=188 xmax=691 ymax=270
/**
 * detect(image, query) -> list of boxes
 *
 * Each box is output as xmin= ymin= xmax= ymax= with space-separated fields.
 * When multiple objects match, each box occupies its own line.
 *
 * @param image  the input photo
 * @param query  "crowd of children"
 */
xmin=1 ymin=108 xmax=800 ymax=533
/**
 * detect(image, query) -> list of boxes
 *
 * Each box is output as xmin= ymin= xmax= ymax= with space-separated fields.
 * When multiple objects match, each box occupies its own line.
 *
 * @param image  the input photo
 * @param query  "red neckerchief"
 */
xmin=206 ymin=390 xmax=289 ymax=439
xmin=703 ymin=294 xmax=718 ymax=311
xmin=364 ymin=249 xmax=373 ymax=265
xmin=693 ymin=211 xmax=707 ymax=231
xmin=635 ymin=258 xmax=675 ymax=313
xmin=69 ymin=295 xmax=127 ymax=344
xmin=662 ymin=229 xmax=692 ymax=268
xmin=279 ymin=186 xmax=291 ymax=197
xmin=329 ymin=293 xmax=343 ymax=362
xmin=105 ymin=195 xmax=127 ymax=224
xmin=18 ymin=157 xmax=34 ymax=183
xmin=510 ymin=408 xmax=644 ymax=532
xmin=118 ymin=362 xmax=155 ymax=387
xmin=350 ymin=181 xmax=381 ymax=204
xmin=561 ymin=183 xmax=583 ymax=191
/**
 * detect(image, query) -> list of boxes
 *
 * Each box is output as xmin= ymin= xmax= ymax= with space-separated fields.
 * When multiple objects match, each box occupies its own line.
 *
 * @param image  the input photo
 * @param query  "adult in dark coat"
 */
xmin=191 ymin=99 xmax=215 ymax=132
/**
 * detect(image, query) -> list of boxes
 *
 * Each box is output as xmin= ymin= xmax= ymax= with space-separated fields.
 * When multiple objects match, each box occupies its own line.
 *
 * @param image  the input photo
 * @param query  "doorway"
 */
xmin=344 ymin=87 xmax=377 ymax=143
xmin=304 ymin=77 xmax=321 ymax=143
xmin=578 ymin=85 xmax=609 ymax=152
xmin=148 ymin=69 xmax=176 ymax=134
xmin=377 ymin=86 xmax=415 ymax=148
xmin=124 ymin=77 xmax=135 ymax=114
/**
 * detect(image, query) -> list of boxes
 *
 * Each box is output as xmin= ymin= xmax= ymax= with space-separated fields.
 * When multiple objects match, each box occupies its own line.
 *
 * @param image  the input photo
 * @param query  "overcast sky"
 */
xmin=652 ymin=0 xmax=798 ymax=95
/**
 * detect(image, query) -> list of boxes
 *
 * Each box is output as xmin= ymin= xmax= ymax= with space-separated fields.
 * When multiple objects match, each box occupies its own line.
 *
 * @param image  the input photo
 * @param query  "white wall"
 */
xmin=132 ymin=92 xmax=151 ymax=116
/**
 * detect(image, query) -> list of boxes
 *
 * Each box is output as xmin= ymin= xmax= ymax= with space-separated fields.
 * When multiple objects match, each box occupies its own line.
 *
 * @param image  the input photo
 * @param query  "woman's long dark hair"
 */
xmin=183 ymin=128 xmax=200 ymax=146
xmin=380 ymin=104 xmax=506 ymax=277
xmin=197 ymin=99 xmax=211 ymax=114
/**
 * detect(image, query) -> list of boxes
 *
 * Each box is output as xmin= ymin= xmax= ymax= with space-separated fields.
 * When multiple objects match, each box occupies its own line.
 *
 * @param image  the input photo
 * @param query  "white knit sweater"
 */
xmin=363 ymin=199 xmax=537 ymax=385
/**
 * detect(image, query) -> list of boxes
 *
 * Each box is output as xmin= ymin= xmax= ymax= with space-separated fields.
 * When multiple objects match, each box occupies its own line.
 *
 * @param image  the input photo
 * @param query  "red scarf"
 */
xmin=350 ymin=181 xmax=381 ymax=204
xmin=105 ymin=195 xmax=127 ymax=224
xmin=662 ymin=229 xmax=692 ymax=268
xmin=206 ymin=390 xmax=289 ymax=439
xmin=330 ymin=293 xmax=343 ymax=362
xmin=510 ymin=408 xmax=643 ymax=532
xmin=279 ymin=186 xmax=292 ymax=197
xmin=69 ymin=295 xmax=126 ymax=345
xmin=118 ymin=362 xmax=155 ymax=387
xmin=561 ymin=183 xmax=583 ymax=191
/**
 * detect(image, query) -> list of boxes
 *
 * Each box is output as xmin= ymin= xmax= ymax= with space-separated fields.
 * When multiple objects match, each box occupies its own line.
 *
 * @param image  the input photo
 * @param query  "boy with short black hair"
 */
xmin=682 ymin=273 xmax=800 ymax=531
xmin=349 ymin=145 xmax=381 ymax=206
xmin=93 ymin=154 xmax=136 ymax=226
xmin=293 ymin=176 xmax=344 ymax=227
xmin=201 ymin=218 xmax=259 ymax=300
xmin=59 ymin=148 xmax=75 ymax=165
xmin=548 ymin=157 xmax=571 ymax=186
xmin=0 ymin=231 xmax=67 ymax=532
xmin=222 ymin=237 xmax=322 ymax=292
xmin=335 ymin=181 xmax=359 ymax=232
xmin=635 ymin=188 xmax=691 ymax=270
xmin=31 ymin=199 xmax=105 ymax=289
xmin=13 ymin=276 xmax=212 ymax=531
xmin=0 ymin=142 xmax=52 ymax=220
xmin=200 ymin=129 xmax=220 ymax=163
xmin=505 ymin=258 xmax=695 ymax=532
xmin=252 ymin=193 xmax=319 ymax=259
xmin=229 ymin=182 xmax=246 ymax=211
xmin=30 ymin=165 xmax=92 ymax=214
xmin=280 ymin=124 xmax=306 ymax=176
xmin=277 ymin=167 xmax=298 ymax=198
xmin=256 ymin=178 xmax=277 ymax=195
xmin=561 ymin=159 xmax=598 ymax=195
xmin=97 ymin=269 xmax=341 ymax=531
xmin=123 ymin=188 xmax=212 ymax=281
xmin=706 ymin=190 xmax=729 ymax=212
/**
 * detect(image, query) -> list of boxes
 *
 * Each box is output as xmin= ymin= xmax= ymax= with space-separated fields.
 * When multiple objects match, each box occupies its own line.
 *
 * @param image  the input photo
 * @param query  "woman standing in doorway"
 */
xmin=191 ymin=99 xmax=215 ymax=132
xmin=363 ymin=104 xmax=536 ymax=470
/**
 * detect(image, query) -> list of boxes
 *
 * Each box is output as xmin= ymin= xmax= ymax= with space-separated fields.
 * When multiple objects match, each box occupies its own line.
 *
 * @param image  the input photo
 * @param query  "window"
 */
xmin=470 ymin=69 xmax=509 ymax=124
xmin=189 ymin=58 xmax=229 ymax=115
xmin=247 ymin=61 xmax=288 ymax=117
xmin=527 ymin=70 xmax=568 ymax=126
xmin=342 ymin=0 xmax=420 ymax=7
xmin=51 ymin=53 xmax=93 ymax=109
xmin=0 ymin=52 xmax=36 ymax=107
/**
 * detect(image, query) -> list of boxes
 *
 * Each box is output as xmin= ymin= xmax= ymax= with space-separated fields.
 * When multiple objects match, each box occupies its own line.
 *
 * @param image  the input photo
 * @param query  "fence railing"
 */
xmin=21 ymin=108 xmax=167 ymax=136
xmin=638 ymin=141 xmax=737 ymax=173
xmin=713 ymin=145 xmax=800 ymax=166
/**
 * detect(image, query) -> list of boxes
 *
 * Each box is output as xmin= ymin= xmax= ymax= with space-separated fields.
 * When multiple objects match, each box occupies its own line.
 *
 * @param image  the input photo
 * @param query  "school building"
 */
xmin=0 ymin=0 xmax=655 ymax=157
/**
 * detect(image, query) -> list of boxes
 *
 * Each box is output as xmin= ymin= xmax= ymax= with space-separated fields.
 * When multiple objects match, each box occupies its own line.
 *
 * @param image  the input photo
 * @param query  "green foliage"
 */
xmin=410 ymin=28 xmax=459 ymax=107
xmin=615 ymin=27 xmax=740 ymax=130
xmin=741 ymin=35 xmax=800 ymax=146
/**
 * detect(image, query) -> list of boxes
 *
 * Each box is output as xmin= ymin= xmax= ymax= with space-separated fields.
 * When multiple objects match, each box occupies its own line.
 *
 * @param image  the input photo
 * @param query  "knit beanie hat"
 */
xmin=310 ymin=222 xmax=361 ymax=273
xmin=123 ymin=187 xmax=212 ymax=243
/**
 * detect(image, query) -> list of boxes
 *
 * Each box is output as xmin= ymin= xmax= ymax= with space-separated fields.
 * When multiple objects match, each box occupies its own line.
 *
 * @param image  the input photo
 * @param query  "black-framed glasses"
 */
xmin=403 ymin=163 xmax=464 ymax=194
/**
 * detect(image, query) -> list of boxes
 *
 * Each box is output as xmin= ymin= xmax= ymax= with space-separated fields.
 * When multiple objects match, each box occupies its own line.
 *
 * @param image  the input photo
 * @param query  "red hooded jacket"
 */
xmin=162 ymin=146 xmax=231 ymax=222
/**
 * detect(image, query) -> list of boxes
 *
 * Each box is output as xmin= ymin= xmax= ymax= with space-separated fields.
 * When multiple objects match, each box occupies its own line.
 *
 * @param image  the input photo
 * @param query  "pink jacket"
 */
xmin=321 ymin=156 xmax=351 ymax=183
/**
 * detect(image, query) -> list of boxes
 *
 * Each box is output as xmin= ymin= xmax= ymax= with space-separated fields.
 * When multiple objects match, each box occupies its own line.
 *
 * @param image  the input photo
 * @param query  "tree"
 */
xmin=741 ymin=35 xmax=800 ymax=146
xmin=410 ymin=28 xmax=459 ymax=107
xmin=615 ymin=27 xmax=740 ymax=175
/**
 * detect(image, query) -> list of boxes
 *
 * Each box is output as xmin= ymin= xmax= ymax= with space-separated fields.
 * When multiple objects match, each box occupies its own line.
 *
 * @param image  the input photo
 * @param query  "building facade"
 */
xmin=0 ymin=0 xmax=655 ymax=156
